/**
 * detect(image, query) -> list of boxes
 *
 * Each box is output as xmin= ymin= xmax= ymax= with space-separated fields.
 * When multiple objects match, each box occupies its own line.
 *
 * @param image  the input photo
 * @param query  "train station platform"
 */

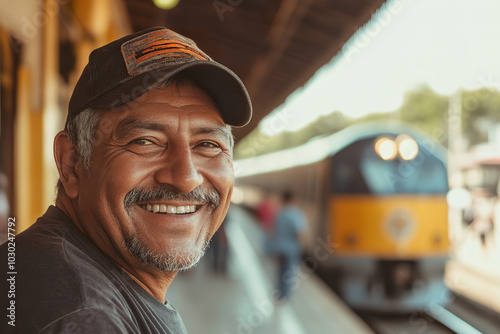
xmin=445 ymin=228 xmax=500 ymax=315
xmin=166 ymin=205 xmax=374 ymax=334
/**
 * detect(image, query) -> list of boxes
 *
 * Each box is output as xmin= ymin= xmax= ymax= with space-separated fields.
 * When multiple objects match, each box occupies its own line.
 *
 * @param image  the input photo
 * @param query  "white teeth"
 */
xmin=143 ymin=204 xmax=197 ymax=214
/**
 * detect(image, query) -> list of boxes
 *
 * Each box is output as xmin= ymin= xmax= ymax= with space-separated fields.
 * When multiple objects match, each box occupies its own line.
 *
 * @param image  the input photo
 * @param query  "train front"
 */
xmin=327 ymin=132 xmax=450 ymax=312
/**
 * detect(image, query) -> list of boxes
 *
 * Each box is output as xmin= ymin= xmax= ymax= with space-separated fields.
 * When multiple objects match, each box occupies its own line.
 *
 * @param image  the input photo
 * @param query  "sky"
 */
xmin=259 ymin=0 xmax=500 ymax=135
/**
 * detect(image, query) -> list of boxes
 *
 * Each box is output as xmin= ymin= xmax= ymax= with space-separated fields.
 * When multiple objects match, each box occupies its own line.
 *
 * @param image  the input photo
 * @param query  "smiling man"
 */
xmin=0 ymin=27 xmax=251 ymax=333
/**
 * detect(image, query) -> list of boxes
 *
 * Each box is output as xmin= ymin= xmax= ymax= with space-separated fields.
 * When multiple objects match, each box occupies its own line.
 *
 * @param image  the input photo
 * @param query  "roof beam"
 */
xmin=244 ymin=0 xmax=314 ymax=97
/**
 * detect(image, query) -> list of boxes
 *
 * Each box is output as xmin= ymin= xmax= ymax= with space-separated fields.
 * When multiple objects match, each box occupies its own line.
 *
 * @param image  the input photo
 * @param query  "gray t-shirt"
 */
xmin=0 ymin=206 xmax=187 ymax=334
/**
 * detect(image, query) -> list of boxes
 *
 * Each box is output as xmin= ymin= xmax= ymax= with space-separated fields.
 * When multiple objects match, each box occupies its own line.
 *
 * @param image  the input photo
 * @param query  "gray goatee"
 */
xmin=123 ymin=185 xmax=220 ymax=271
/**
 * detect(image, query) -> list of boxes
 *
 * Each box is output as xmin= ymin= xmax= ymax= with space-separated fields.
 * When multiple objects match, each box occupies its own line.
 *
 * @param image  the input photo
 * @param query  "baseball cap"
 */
xmin=67 ymin=27 xmax=252 ymax=127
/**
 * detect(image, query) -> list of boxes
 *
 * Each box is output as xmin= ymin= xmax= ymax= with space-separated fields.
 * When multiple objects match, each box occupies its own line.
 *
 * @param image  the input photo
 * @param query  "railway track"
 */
xmin=357 ymin=295 xmax=500 ymax=334
xmin=361 ymin=312 xmax=455 ymax=334
xmin=360 ymin=306 xmax=483 ymax=334
xmin=443 ymin=294 xmax=500 ymax=334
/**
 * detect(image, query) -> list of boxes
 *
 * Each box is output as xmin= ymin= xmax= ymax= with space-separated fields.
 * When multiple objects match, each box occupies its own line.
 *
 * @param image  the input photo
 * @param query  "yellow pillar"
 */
xmin=15 ymin=66 xmax=45 ymax=232
xmin=15 ymin=0 xmax=61 ymax=232
xmin=42 ymin=0 xmax=62 ymax=214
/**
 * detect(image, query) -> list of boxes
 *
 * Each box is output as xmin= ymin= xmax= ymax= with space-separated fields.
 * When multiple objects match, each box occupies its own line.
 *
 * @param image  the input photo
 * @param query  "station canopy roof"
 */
xmin=123 ymin=0 xmax=386 ymax=141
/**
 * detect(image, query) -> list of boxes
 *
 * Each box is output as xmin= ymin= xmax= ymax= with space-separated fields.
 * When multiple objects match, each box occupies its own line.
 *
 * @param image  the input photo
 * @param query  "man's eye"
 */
xmin=131 ymin=138 xmax=153 ymax=145
xmin=197 ymin=141 xmax=220 ymax=148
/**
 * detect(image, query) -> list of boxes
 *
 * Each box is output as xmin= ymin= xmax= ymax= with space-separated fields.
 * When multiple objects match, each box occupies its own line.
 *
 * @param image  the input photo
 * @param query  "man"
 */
xmin=272 ymin=190 xmax=306 ymax=301
xmin=0 ymin=27 xmax=251 ymax=333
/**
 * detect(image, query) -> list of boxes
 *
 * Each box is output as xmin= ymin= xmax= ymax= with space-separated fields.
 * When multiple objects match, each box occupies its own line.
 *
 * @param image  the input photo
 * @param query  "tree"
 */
xmin=398 ymin=84 xmax=448 ymax=146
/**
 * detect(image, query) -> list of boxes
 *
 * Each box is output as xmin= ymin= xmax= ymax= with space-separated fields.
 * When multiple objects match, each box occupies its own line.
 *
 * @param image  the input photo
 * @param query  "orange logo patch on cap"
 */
xmin=121 ymin=29 xmax=212 ymax=76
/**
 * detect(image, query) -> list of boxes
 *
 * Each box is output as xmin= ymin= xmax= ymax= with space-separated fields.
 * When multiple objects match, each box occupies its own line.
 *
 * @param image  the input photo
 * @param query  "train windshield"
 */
xmin=331 ymin=137 xmax=448 ymax=195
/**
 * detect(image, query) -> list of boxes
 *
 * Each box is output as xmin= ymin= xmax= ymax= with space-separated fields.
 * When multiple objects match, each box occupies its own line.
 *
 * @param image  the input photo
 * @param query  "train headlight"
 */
xmin=396 ymin=135 xmax=419 ymax=160
xmin=375 ymin=137 xmax=398 ymax=160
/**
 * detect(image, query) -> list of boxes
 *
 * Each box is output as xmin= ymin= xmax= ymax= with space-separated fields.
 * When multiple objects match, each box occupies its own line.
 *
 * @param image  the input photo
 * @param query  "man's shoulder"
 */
xmin=37 ymin=306 xmax=138 ymax=334
xmin=2 ymin=306 xmax=136 ymax=334
xmin=5 ymin=206 xmax=119 ymax=287
xmin=12 ymin=206 xmax=130 ymax=296
xmin=0 ymin=207 xmax=137 ymax=333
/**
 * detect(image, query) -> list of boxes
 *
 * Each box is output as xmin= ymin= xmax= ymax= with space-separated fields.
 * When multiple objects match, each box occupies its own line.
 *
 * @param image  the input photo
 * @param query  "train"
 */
xmin=234 ymin=121 xmax=450 ymax=312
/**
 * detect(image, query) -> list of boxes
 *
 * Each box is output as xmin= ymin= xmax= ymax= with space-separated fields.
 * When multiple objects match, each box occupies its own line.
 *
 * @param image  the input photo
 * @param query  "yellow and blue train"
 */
xmin=235 ymin=121 xmax=449 ymax=312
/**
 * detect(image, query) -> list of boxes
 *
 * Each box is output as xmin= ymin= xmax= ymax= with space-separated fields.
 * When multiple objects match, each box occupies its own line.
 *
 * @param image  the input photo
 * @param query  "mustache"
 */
xmin=124 ymin=185 xmax=220 ymax=210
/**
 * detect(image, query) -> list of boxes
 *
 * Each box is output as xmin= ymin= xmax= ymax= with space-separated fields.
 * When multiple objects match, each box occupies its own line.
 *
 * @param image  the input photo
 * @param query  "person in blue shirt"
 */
xmin=273 ymin=190 xmax=307 ymax=300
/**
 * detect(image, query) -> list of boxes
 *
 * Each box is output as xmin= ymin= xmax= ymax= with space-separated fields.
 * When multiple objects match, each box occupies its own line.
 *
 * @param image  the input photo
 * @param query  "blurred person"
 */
xmin=494 ymin=182 xmax=500 ymax=245
xmin=256 ymin=190 xmax=278 ymax=233
xmin=257 ymin=190 xmax=279 ymax=255
xmin=272 ymin=190 xmax=306 ymax=301
xmin=471 ymin=196 xmax=495 ymax=249
xmin=0 ymin=27 xmax=251 ymax=333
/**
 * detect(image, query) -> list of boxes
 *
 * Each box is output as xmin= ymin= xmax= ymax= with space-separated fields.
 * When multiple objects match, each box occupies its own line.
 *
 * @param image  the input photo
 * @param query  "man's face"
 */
xmin=76 ymin=84 xmax=233 ymax=271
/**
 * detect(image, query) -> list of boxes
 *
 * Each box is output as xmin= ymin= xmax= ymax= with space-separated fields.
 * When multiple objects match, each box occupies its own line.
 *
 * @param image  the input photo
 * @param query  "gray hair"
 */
xmin=65 ymin=107 xmax=101 ymax=170
xmin=55 ymin=107 xmax=100 ymax=195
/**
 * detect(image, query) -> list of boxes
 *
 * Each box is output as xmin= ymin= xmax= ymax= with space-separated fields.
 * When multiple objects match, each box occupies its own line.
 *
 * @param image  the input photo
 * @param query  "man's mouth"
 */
xmin=138 ymin=203 xmax=198 ymax=215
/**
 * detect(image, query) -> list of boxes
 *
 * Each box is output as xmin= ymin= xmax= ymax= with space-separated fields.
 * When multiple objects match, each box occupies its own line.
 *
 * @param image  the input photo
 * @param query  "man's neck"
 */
xmin=119 ymin=265 xmax=177 ymax=303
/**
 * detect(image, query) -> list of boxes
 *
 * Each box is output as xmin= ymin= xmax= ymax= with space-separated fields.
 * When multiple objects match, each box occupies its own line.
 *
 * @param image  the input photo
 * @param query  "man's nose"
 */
xmin=154 ymin=147 xmax=203 ymax=194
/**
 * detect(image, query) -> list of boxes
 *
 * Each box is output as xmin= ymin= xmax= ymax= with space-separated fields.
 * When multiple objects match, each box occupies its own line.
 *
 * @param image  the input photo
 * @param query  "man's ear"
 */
xmin=54 ymin=131 xmax=81 ymax=199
